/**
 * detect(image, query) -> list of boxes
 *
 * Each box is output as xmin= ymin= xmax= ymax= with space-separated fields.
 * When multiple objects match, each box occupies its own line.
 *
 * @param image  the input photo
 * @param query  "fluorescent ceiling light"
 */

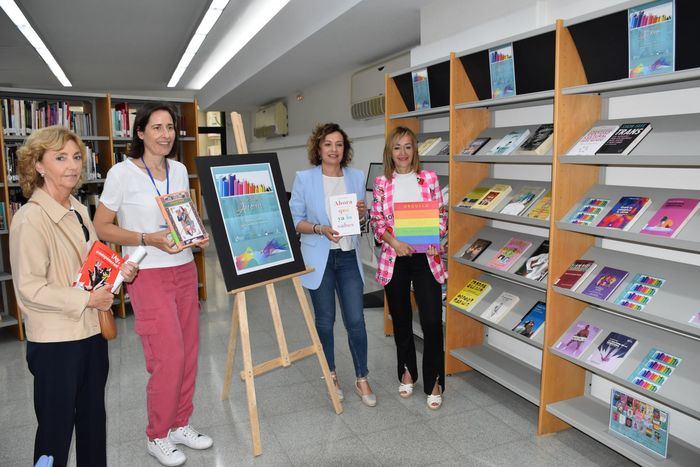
xmin=0 ymin=0 xmax=71 ymax=86
xmin=168 ymin=0 xmax=231 ymax=88
xmin=188 ymin=0 xmax=291 ymax=90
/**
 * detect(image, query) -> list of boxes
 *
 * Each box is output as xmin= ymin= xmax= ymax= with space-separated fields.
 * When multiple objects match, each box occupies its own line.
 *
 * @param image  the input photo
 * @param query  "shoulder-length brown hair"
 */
xmin=16 ymin=126 xmax=87 ymax=198
xmin=129 ymin=102 xmax=179 ymax=159
xmin=307 ymin=122 xmax=353 ymax=167
xmin=383 ymin=126 xmax=420 ymax=179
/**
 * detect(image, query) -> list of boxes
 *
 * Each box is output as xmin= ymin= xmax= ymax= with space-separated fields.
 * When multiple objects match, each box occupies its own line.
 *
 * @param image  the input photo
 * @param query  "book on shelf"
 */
xmin=628 ymin=348 xmax=681 ymax=394
xmin=457 ymin=186 xmax=491 ymax=208
xmin=1 ymin=98 xmax=94 ymax=136
xmin=394 ymin=201 xmax=440 ymax=253
xmin=586 ymin=331 xmax=638 ymax=373
xmin=449 ymin=279 xmax=492 ymax=312
xmin=424 ymin=141 xmax=449 ymax=156
xmin=615 ymin=273 xmax=665 ymax=312
xmin=514 ymin=240 xmax=549 ymax=282
xmin=73 ymin=241 xmax=124 ymax=291
xmin=554 ymin=321 xmax=602 ymax=359
xmin=417 ymin=137 xmax=442 ymax=155
xmin=566 ymin=125 xmax=620 ymax=155
xmin=581 ymin=266 xmax=629 ymax=301
xmin=512 ymin=301 xmax=545 ymax=338
xmin=596 ymin=123 xmax=652 ymax=155
xmin=459 ymin=238 xmax=492 ymax=262
xmin=489 ymin=43 xmax=516 ymax=99
xmin=460 ymin=137 xmax=490 ymax=155
xmin=411 ymin=68 xmax=431 ymax=111
xmin=553 ymin=259 xmax=597 ymax=291
xmin=609 ymin=388 xmax=670 ymax=459
xmin=596 ymin=196 xmax=651 ymax=230
xmin=480 ymin=292 xmax=519 ymax=323
xmin=515 ymin=124 xmax=554 ymax=155
xmin=499 ymin=185 xmax=547 ymax=216
xmin=487 ymin=129 xmax=531 ymax=155
xmin=567 ymin=197 xmax=610 ymax=226
xmin=487 ymin=237 xmax=533 ymax=271
xmin=524 ymin=191 xmax=552 ymax=220
xmin=329 ymin=193 xmax=361 ymax=236
xmin=0 ymin=201 xmax=5 ymax=230
xmin=156 ymin=190 xmax=207 ymax=248
xmin=689 ymin=312 xmax=700 ymax=328
xmin=471 ymin=184 xmax=512 ymax=211
xmin=628 ymin=0 xmax=674 ymax=79
xmin=640 ymin=197 xmax=700 ymax=238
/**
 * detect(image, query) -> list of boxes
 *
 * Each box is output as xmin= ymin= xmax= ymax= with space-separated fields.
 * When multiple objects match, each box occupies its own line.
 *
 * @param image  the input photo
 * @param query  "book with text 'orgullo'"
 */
xmin=640 ymin=197 xmax=700 ymax=238
xmin=487 ymin=237 xmax=533 ymax=271
xmin=566 ymin=125 xmax=619 ymax=155
xmin=480 ymin=292 xmax=519 ymax=323
xmin=515 ymin=124 xmax=554 ymax=156
xmin=449 ymin=279 xmax=492 ymax=312
xmin=586 ymin=332 xmax=637 ymax=374
xmin=471 ymin=184 xmax=512 ymax=211
xmin=487 ymin=129 xmax=531 ymax=155
xmin=581 ymin=266 xmax=629 ymax=301
xmin=512 ymin=301 xmax=546 ymax=338
xmin=554 ymin=321 xmax=602 ymax=359
xmin=460 ymin=137 xmax=490 ymax=155
xmin=74 ymin=241 xmax=124 ymax=292
xmin=596 ymin=196 xmax=651 ymax=231
xmin=554 ymin=259 xmax=597 ymax=291
xmin=596 ymin=123 xmax=652 ymax=155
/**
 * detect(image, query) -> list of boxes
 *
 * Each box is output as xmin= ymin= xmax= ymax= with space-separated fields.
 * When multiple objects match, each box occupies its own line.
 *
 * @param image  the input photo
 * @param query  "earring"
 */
xmin=39 ymin=172 xmax=45 ymax=177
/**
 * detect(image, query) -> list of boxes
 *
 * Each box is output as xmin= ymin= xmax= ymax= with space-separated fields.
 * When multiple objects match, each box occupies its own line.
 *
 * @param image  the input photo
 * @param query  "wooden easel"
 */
xmin=220 ymin=112 xmax=342 ymax=457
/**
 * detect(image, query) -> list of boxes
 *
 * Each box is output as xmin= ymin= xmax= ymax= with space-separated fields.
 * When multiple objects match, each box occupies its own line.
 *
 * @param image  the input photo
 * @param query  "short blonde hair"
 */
xmin=383 ymin=126 xmax=420 ymax=179
xmin=16 ymin=126 xmax=87 ymax=198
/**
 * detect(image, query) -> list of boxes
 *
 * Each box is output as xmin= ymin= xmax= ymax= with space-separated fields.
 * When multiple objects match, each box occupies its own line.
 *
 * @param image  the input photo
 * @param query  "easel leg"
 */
xmin=266 ymin=284 xmax=290 ymax=366
xmin=237 ymin=292 xmax=263 ymax=456
xmin=221 ymin=295 xmax=240 ymax=400
xmin=292 ymin=277 xmax=343 ymax=414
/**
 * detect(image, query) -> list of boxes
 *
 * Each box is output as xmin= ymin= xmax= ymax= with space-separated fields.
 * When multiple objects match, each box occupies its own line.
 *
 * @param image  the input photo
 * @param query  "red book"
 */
xmin=73 ymin=241 xmax=124 ymax=291
xmin=554 ymin=259 xmax=597 ymax=291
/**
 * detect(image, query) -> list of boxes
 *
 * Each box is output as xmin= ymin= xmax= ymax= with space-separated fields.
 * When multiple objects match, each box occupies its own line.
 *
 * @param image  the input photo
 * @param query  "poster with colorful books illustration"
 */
xmin=587 ymin=332 xmax=638 ymax=373
xmin=412 ymin=68 xmax=431 ymax=110
xmin=640 ymin=197 xmax=700 ymax=238
xmin=394 ymin=201 xmax=440 ymax=253
xmin=596 ymin=196 xmax=651 ymax=230
xmin=628 ymin=0 xmax=674 ymax=78
xmin=628 ymin=348 xmax=681 ymax=393
xmin=487 ymin=237 xmax=532 ymax=271
xmin=615 ymin=273 xmax=665 ymax=312
xmin=609 ymin=389 xmax=669 ymax=458
xmin=512 ymin=301 xmax=545 ymax=338
xmin=489 ymin=43 xmax=516 ymax=99
xmin=554 ymin=321 xmax=602 ymax=359
xmin=581 ymin=266 xmax=629 ymax=301
xmin=568 ymin=198 xmax=610 ymax=225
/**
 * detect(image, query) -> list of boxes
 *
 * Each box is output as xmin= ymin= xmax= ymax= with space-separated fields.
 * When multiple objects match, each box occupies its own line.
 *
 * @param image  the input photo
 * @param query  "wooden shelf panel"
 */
xmin=551 ymin=307 xmax=700 ymax=419
xmin=388 ymin=105 xmax=450 ymax=120
xmin=561 ymin=67 xmax=700 ymax=98
xmin=557 ymin=184 xmax=700 ymax=253
xmin=547 ymin=396 xmax=700 ymax=467
xmin=455 ymin=90 xmax=554 ymax=110
xmin=450 ymin=345 xmax=541 ymax=405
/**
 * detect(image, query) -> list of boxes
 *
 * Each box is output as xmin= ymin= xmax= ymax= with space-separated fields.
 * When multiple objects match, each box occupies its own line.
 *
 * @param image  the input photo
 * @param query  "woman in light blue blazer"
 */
xmin=290 ymin=122 xmax=376 ymax=407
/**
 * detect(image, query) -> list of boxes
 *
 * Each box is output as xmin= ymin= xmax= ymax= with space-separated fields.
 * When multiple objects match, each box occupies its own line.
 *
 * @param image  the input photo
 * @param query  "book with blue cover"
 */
xmin=512 ymin=301 xmax=545 ymax=338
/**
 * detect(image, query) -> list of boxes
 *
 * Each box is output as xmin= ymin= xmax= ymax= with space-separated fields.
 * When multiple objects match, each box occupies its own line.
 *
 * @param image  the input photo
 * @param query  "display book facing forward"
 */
xmin=487 ymin=129 xmax=531 ymax=155
xmin=596 ymin=196 xmax=651 ymax=231
xmin=514 ymin=240 xmax=549 ymax=282
xmin=511 ymin=301 xmax=545 ymax=338
xmin=449 ymin=279 xmax=491 ymax=312
xmin=156 ymin=190 xmax=207 ymax=248
xmin=470 ymin=184 xmax=512 ymax=211
xmin=486 ymin=237 xmax=532 ymax=271
xmin=499 ymin=185 xmax=547 ymax=216
xmin=515 ymin=124 xmax=554 ymax=155
xmin=566 ymin=123 xmax=652 ymax=155
xmin=639 ymin=197 xmax=700 ymax=238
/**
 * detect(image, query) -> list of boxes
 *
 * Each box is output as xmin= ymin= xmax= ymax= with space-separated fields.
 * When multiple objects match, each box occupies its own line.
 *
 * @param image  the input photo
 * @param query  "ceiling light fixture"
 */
xmin=167 ymin=0 xmax=231 ymax=88
xmin=0 ymin=0 xmax=71 ymax=86
xmin=188 ymin=0 xmax=291 ymax=90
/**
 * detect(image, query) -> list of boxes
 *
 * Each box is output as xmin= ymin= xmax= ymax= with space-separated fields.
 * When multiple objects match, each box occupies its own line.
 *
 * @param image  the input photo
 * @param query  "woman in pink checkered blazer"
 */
xmin=370 ymin=126 xmax=447 ymax=410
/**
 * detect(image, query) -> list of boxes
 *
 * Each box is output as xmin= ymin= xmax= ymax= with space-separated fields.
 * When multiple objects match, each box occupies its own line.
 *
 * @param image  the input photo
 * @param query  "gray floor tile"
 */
xmin=339 ymin=396 xmax=420 ymax=436
xmin=287 ymin=436 xmax=380 ymax=467
xmin=465 ymin=439 xmax=560 ymax=467
xmin=267 ymin=405 xmax=354 ymax=451
xmin=359 ymin=424 xmax=459 ymax=465
xmin=427 ymin=408 xmax=524 ymax=454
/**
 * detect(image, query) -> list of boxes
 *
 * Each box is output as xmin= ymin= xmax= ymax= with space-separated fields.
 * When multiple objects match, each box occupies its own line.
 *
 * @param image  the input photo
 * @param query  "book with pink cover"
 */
xmin=640 ymin=198 xmax=700 ymax=238
xmin=554 ymin=321 xmax=602 ymax=359
xmin=487 ymin=238 xmax=533 ymax=271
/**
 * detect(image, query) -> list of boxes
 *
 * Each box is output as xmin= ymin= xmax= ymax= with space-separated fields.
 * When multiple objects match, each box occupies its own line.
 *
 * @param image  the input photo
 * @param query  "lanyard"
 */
xmin=142 ymin=157 xmax=169 ymax=196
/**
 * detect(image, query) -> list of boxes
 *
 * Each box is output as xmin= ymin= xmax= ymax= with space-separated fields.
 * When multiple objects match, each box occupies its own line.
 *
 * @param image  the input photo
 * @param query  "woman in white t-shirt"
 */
xmin=94 ymin=103 xmax=211 ymax=467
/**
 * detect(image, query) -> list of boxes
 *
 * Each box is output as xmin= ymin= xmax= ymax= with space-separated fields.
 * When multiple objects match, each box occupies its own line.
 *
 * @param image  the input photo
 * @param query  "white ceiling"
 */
xmin=1 ymin=0 xmax=432 ymax=110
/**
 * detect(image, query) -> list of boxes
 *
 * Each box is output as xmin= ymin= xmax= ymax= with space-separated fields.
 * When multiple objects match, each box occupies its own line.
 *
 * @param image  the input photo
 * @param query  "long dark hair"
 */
xmin=129 ymin=102 xmax=180 ymax=159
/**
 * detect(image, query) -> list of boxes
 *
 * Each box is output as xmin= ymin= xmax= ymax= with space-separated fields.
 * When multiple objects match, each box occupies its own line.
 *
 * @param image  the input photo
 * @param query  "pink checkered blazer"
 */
xmin=370 ymin=170 xmax=447 ymax=286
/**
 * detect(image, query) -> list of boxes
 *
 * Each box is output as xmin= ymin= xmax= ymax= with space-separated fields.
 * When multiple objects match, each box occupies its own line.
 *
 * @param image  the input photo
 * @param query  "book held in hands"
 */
xmin=329 ymin=193 xmax=361 ymax=236
xmin=156 ymin=190 xmax=207 ymax=248
xmin=74 ymin=241 xmax=124 ymax=292
xmin=393 ymin=201 xmax=440 ymax=253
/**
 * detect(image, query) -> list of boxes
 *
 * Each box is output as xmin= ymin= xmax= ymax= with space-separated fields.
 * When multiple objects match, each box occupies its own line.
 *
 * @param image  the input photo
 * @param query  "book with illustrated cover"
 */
xmin=512 ymin=301 xmax=546 ymax=338
xmin=460 ymin=238 xmax=492 ymax=261
xmin=640 ymin=198 xmax=700 ymax=238
xmin=596 ymin=123 xmax=652 ymax=155
xmin=472 ymin=184 xmax=512 ymax=211
xmin=394 ymin=201 xmax=440 ymax=253
xmin=487 ymin=129 xmax=531 ymax=155
xmin=609 ymin=389 xmax=670 ymax=459
xmin=449 ymin=279 xmax=492 ymax=312
xmin=597 ymin=196 xmax=651 ymax=230
xmin=458 ymin=186 xmax=492 ymax=208
xmin=411 ymin=68 xmax=431 ymax=111
xmin=525 ymin=191 xmax=552 ymax=220
xmin=434 ymin=142 xmax=451 ymax=156
xmin=615 ymin=273 xmax=665 ymax=312
xmin=499 ymin=186 xmax=547 ymax=216
xmin=516 ymin=124 xmax=554 ymax=155
xmin=418 ymin=137 xmax=441 ymax=155
xmin=460 ymin=137 xmax=490 ymax=155
xmin=628 ymin=348 xmax=681 ymax=393
xmin=628 ymin=0 xmax=674 ymax=79
xmin=567 ymin=198 xmax=610 ymax=225
xmin=554 ymin=321 xmax=602 ymax=358
xmin=480 ymin=292 xmax=519 ymax=323
xmin=587 ymin=331 xmax=638 ymax=373
xmin=554 ymin=259 xmax=597 ymax=291
xmin=489 ymin=43 xmax=516 ymax=99
xmin=330 ymin=193 xmax=360 ymax=236
xmin=73 ymin=241 xmax=124 ymax=291
xmin=514 ymin=240 xmax=549 ymax=282
xmin=566 ymin=125 xmax=620 ymax=155
xmin=582 ymin=266 xmax=628 ymax=301
xmin=156 ymin=190 xmax=207 ymax=248
xmin=487 ymin=237 xmax=533 ymax=271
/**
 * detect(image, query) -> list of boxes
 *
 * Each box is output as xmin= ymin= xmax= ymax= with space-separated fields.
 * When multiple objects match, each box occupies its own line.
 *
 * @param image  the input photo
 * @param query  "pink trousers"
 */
xmin=127 ymin=261 xmax=200 ymax=440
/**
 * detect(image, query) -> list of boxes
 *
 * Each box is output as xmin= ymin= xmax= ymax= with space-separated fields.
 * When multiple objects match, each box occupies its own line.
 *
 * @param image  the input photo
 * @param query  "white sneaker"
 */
xmin=147 ymin=437 xmax=186 ymax=466
xmin=169 ymin=425 xmax=214 ymax=450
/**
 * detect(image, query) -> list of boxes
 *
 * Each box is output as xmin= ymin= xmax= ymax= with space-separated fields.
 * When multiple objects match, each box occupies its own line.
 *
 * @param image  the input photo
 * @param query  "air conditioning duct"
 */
xmin=253 ymin=100 xmax=288 ymax=138
xmin=350 ymin=52 xmax=409 ymax=120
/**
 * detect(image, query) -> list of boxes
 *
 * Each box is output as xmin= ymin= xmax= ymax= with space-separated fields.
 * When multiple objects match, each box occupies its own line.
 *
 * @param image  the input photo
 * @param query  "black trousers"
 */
xmin=26 ymin=333 xmax=108 ymax=467
xmin=384 ymin=254 xmax=445 ymax=395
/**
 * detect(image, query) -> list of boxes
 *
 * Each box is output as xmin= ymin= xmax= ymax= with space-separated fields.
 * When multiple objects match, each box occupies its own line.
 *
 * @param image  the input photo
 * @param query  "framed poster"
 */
xmin=609 ymin=388 xmax=670 ymax=459
xmin=628 ymin=0 xmax=674 ymax=78
xmin=196 ymin=154 xmax=306 ymax=292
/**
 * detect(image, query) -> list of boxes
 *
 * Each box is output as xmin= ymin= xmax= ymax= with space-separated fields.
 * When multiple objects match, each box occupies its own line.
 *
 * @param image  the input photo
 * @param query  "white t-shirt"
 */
xmin=393 ymin=171 xmax=422 ymax=203
xmin=322 ymin=174 xmax=352 ymax=251
xmin=100 ymin=158 xmax=194 ymax=269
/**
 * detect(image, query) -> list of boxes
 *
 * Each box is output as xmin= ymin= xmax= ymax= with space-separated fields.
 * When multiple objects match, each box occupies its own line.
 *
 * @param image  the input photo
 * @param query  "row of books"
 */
xmin=1 ymin=98 xmax=95 ymax=137
xmin=461 ymin=124 xmax=554 ymax=157
xmin=112 ymin=102 xmax=188 ymax=138
xmin=417 ymin=137 xmax=449 ymax=156
xmin=458 ymin=237 xmax=549 ymax=282
xmin=457 ymin=184 xmax=552 ymax=220
xmin=4 ymin=144 xmax=102 ymax=183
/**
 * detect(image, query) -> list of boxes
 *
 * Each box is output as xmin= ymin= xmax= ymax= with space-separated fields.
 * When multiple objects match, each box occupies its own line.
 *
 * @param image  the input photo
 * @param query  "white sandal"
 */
xmin=427 ymin=393 xmax=443 ymax=410
xmin=398 ymin=382 xmax=414 ymax=398
xmin=355 ymin=377 xmax=377 ymax=407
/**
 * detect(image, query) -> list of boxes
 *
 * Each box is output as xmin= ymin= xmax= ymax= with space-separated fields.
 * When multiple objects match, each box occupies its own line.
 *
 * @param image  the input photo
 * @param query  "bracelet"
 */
xmin=312 ymin=223 xmax=318 ymax=235
xmin=140 ymin=232 xmax=146 ymax=246
xmin=317 ymin=225 xmax=324 ymax=236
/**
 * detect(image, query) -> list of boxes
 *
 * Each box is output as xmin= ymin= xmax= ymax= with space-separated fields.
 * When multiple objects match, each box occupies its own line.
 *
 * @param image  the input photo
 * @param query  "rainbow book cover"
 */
xmin=628 ymin=348 xmax=681 ymax=393
xmin=615 ymin=273 xmax=665 ymax=312
xmin=393 ymin=201 xmax=440 ymax=253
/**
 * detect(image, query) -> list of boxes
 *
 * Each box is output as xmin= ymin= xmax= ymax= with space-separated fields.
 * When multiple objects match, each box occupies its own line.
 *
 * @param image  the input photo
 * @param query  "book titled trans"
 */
xmin=628 ymin=0 xmax=675 ymax=78
xmin=489 ymin=43 xmax=516 ymax=99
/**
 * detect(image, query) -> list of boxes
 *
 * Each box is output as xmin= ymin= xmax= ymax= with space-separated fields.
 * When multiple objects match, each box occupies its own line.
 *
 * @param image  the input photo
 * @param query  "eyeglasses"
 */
xmin=71 ymin=208 xmax=90 ymax=242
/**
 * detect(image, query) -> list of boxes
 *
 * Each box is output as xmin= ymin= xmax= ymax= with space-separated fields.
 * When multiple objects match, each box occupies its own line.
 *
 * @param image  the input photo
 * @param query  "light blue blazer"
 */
xmin=290 ymin=165 xmax=366 ymax=290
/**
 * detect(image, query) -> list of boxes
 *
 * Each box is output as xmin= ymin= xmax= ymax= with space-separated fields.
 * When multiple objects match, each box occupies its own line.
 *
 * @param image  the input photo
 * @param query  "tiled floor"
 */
xmin=0 ymin=245 xmax=637 ymax=466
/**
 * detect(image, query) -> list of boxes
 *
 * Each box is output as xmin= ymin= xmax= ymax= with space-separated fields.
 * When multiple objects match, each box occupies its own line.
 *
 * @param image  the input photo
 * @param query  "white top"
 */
xmin=100 ymin=158 xmax=194 ymax=269
xmin=322 ymin=174 xmax=352 ymax=251
xmin=393 ymin=171 xmax=422 ymax=202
